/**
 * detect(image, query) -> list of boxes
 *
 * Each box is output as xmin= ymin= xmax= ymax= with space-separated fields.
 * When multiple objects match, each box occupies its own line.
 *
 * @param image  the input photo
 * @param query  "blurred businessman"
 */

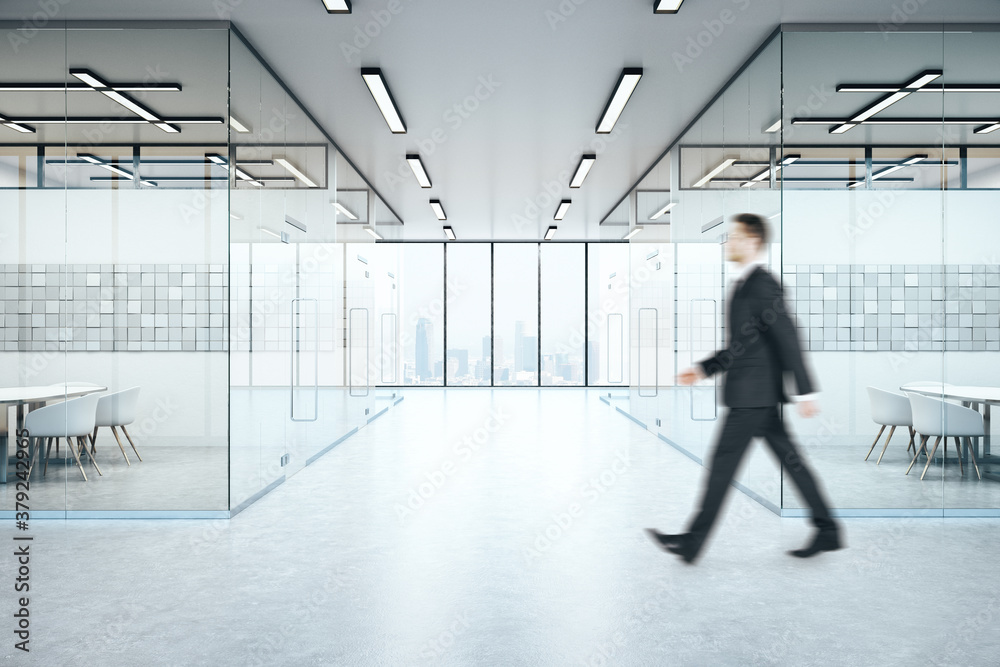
xmin=648 ymin=213 xmax=841 ymax=563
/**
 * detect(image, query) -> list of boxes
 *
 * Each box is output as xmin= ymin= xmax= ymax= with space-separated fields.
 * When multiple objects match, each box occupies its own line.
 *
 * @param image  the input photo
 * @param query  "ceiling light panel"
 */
xmin=430 ymin=200 xmax=447 ymax=220
xmin=406 ymin=154 xmax=432 ymax=188
xmin=361 ymin=68 xmax=406 ymax=133
xmin=544 ymin=226 xmax=557 ymax=240
xmin=322 ymin=0 xmax=352 ymax=13
xmin=554 ymin=200 xmax=571 ymax=221
xmin=570 ymin=154 xmax=596 ymax=188
xmin=275 ymin=158 xmax=317 ymax=188
xmin=443 ymin=226 xmax=456 ymax=240
xmin=654 ymin=0 xmax=685 ymax=13
xmin=596 ymin=68 xmax=642 ymax=134
xmin=333 ymin=202 xmax=358 ymax=220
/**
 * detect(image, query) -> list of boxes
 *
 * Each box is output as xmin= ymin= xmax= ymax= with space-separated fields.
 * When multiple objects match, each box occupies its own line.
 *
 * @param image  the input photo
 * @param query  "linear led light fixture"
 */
xmin=623 ymin=227 xmax=643 ymax=240
xmin=742 ymin=154 xmax=800 ymax=188
xmin=260 ymin=227 xmax=289 ymax=243
xmin=544 ymin=226 xmax=557 ymax=240
xmin=0 ymin=83 xmax=181 ymax=92
xmin=649 ymin=201 xmax=676 ymax=220
xmin=207 ymin=153 xmax=263 ymax=187
xmin=70 ymin=68 xmax=179 ymax=133
xmin=831 ymin=70 xmax=941 ymax=134
xmin=654 ymin=0 xmax=684 ymax=13
xmin=332 ymin=202 xmax=358 ymax=220
xmin=693 ymin=158 xmax=736 ymax=188
xmin=361 ymin=68 xmax=406 ymax=133
xmin=275 ymin=158 xmax=317 ymax=188
xmin=443 ymin=225 xmax=456 ymax=240
xmin=405 ymin=154 xmax=432 ymax=188
xmin=229 ymin=116 xmax=250 ymax=133
xmin=79 ymin=153 xmax=134 ymax=179
xmin=430 ymin=199 xmax=447 ymax=220
xmin=0 ymin=114 xmax=34 ymax=133
xmin=596 ymin=68 xmax=642 ymax=134
xmin=554 ymin=200 xmax=571 ymax=221
xmin=570 ymin=154 xmax=596 ymax=188
xmin=364 ymin=227 xmax=382 ymax=240
xmin=864 ymin=154 xmax=927 ymax=185
xmin=764 ymin=118 xmax=781 ymax=133
xmin=837 ymin=83 xmax=1000 ymax=93
xmin=322 ymin=0 xmax=352 ymax=13
xmin=975 ymin=122 xmax=1000 ymax=134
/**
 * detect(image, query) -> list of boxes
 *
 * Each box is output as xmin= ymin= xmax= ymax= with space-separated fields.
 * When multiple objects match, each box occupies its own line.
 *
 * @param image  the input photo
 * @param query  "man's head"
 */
xmin=725 ymin=213 xmax=768 ymax=264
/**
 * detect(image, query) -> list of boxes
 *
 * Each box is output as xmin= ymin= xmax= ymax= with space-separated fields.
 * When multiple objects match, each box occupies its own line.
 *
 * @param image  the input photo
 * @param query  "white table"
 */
xmin=901 ymin=383 xmax=1000 ymax=477
xmin=0 ymin=383 xmax=107 ymax=484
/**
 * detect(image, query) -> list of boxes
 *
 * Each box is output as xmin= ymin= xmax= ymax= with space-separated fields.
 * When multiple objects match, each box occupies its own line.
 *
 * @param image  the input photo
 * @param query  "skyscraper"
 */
xmin=415 ymin=318 xmax=431 ymax=380
xmin=514 ymin=320 xmax=524 ymax=372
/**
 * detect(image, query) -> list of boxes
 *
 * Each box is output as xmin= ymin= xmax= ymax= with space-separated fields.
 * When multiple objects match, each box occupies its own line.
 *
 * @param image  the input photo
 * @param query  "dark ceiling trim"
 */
xmin=229 ymin=23 xmax=405 ymax=224
xmin=599 ymin=25 xmax=781 ymax=225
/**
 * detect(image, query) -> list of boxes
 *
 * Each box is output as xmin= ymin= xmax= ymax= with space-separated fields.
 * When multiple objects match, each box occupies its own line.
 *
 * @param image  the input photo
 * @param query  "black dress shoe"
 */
xmin=645 ymin=528 xmax=685 ymax=549
xmin=665 ymin=541 xmax=698 ymax=564
xmin=789 ymin=530 xmax=842 ymax=558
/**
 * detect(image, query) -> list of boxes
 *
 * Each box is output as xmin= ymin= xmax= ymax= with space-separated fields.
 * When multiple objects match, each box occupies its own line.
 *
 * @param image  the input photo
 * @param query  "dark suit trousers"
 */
xmin=686 ymin=406 xmax=835 ymax=548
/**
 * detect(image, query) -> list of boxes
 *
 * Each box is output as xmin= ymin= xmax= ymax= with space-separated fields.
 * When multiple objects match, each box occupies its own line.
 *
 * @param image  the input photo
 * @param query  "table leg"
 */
xmin=0 ymin=405 xmax=7 ymax=484
xmin=984 ymin=403 xmax=991 ymax=458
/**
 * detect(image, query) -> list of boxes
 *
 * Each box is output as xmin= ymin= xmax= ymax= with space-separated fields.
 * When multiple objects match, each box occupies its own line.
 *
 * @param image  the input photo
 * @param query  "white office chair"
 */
xmin=865 ymin=387 xmax=916 ymax=465
xmin=905 ymin=392 xmax=982 ymax=481
xmin=25 ymin=393 xmax=102 ymax=481
xmin=89 ymin=387 xmax=142 ymax=465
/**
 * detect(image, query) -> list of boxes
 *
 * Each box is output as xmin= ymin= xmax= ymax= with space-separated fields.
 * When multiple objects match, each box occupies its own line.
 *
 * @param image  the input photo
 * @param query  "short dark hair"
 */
xmin=733 ymin=213 xmax=768 ymax=245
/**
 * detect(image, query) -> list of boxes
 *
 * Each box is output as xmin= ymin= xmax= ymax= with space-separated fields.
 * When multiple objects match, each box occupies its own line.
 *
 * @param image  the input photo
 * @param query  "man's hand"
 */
xmin=797 ymin=400 xmax=819 ymax=418
xmin=677 ymin=366 xmax=706 ymax=386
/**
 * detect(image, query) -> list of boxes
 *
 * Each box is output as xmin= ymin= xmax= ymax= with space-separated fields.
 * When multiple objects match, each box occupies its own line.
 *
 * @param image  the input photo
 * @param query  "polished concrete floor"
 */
xmin=4 ymin=389 xmax=1000 ymax=666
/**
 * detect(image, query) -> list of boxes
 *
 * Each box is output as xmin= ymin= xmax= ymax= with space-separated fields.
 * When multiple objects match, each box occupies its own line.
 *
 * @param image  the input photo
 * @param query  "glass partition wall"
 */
xmin=617 ymin=25 xmax=1000 ymax=517
xmin=0 ymin=22 xmax=381 ymax=517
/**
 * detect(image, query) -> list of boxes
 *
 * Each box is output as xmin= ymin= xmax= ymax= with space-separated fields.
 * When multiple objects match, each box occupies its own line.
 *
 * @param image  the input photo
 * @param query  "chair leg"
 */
xmin=43 ymin=438 xmax=54 ymax=476
xmin=79 ymin=436 xmax=102 ymax=476
xmin=906 ymin=435 xmax=930 ymax=475
xmin=876 ymin=425 xmax=897 ymax=465
xmin=965 ymin=436 xmax=982 ymax=480
xmin=907 ymin=427 xmax=916 ymax=454
xmin=109 ymin=426 xmax=130 ymax=466
xmin=90 ymin=426 xmax=98 ymax=454
xmin=67 ymin=435 xmax=87 ymax=481
xmin=120 ymin=425 xmax=142 ymax=462
xmin=921 ymin=436 xmax=943 ymax=480
xmin=866 ymin=424 xmax=886 ymax=461
xmin=954 ymin=437 xmax=964 ymax=476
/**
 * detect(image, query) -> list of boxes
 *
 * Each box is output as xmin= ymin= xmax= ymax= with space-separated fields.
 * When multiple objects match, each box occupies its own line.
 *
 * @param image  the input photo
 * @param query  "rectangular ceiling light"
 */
xmin=430 ymin=199 xmax=447 ymax=220
xmin=654 ymin=0 xmax=684 ymax=13
xmin=259 ymin=227 xmax=281 ymax=239
xmin=275 ymin=158 xmax=317 ymax=188
xmin=443 ymin=225 xmax=456 ymax=240
xmin=78 ymin=153 xmax=134 ymax=179
xmin=361 ymin=68 xmax=406 ymax=133
xmin=0 ymin=115 xmax=34 ymax=133
xmin=406 ymin=154 xmax=432 ymax=187
xmin=71 ymin=68 xmax=179 ymax=133
xmin=364 ymin=226 xmax=383 ymax=240
xmin=333 ymin=202 xmax=358 ymax=220
xmin=554 ymin=200 xmax=571 ymax=221
xmin=692 ymin=158 xmax=736 ymax=188
xmin=229 ymin=116 xmax=250 ymax=133
xmin=322 ymin=0 xmax=352 ymax=13
xmin=975 ymin=122 xmax=1000 ymax=134
xmin=596 ymin=68 xmax=642 ymax=134
xmin=832 ymin=70 xmax=941 ymax=134
xmin=623 ymin=227 xmax=643 ymax=240
xmin=544 ymin=226 xmax=557 ymax=240
xmin=570 ymin=154 xmax=597 ymax=188
xmin=649 ymin=201 xmax=675 ymax=220
xmin=764 ymin=118 xmax=781 ymax=133
xmin=870 ymin=154 xmax=926 ymax=182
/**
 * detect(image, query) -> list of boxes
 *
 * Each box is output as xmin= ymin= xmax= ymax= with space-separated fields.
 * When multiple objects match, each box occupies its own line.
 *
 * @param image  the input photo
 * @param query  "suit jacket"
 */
xmin=698 ymin=266 xmax=815 ymax=408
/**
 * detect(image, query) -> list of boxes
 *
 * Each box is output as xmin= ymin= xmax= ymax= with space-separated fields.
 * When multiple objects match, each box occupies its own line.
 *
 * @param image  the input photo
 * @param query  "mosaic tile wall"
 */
xmin=783 ymin=264 xmax=1000 ymax=352
xmin=1 ymin=264 xmax=228 ymax=352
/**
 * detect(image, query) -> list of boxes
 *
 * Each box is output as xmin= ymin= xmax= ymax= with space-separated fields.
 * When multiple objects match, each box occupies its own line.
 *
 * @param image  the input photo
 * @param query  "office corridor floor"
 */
xmin=5 ymin=389 xmax=1000 ymax=666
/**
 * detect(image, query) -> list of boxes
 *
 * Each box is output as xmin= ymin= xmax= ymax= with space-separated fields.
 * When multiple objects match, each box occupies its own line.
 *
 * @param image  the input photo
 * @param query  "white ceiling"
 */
xmin=1 ymin=0 xmax=999 ymax=239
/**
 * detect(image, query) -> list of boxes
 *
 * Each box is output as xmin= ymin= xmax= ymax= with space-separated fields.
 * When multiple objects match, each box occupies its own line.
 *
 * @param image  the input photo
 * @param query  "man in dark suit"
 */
xmin=648 ymin=213 xmax=841 ymax=563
